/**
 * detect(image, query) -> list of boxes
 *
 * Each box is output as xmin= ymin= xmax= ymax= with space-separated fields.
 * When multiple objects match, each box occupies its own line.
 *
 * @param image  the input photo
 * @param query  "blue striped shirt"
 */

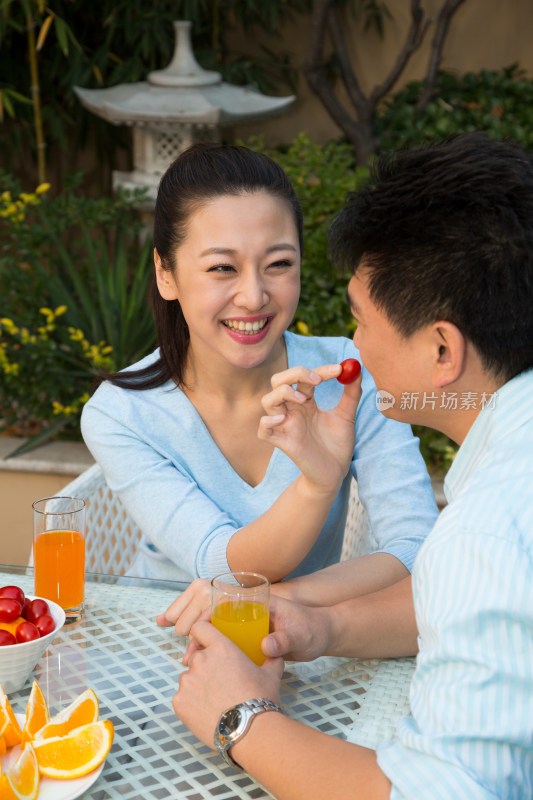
xmin=377 ymin=369 xmax=533 ymax=799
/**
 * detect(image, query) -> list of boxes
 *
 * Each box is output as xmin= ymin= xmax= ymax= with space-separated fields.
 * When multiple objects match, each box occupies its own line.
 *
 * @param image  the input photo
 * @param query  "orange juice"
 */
xmin=34 ymin=529 xmax=85 ymax=610
xmin=211 ymin=600 xmax=269 ymax=665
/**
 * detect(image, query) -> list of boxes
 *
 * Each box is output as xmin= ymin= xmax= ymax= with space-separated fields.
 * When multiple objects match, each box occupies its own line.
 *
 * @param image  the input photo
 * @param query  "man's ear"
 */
xmin=432 ymin=321 xmax=467 ymax=388
xmin=154 ymin=249 xmax=179 ymax=301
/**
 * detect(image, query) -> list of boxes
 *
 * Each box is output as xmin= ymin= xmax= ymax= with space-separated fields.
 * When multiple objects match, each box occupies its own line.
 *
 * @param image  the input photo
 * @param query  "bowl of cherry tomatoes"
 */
xmin=0 ymin=584 xmax=65 ymax=694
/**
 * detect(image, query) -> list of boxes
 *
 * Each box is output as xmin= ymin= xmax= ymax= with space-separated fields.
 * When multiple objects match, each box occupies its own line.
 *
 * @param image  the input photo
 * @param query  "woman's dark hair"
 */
xmin=106 ymin=142 xmax=303 ymax=390
xmin=328 ymin=132 xmax=533 ymax=381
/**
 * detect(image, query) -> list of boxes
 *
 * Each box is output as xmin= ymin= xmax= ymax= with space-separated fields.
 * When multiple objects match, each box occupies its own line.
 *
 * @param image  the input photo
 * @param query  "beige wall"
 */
xmin=0 ymin=471 xmax=80 ymax=567
xmin=230 ymin=0 xmax=533 ymax=147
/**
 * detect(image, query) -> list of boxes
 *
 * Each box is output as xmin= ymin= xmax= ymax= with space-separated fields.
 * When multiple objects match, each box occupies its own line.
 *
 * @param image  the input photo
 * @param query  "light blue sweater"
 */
xmin=81 ymin=333 xmax=438 ymax=582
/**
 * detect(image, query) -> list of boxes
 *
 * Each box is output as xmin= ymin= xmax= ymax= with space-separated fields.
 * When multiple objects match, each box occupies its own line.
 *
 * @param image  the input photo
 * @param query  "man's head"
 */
xmin=329 ymin=133 xmax=533 ymax=385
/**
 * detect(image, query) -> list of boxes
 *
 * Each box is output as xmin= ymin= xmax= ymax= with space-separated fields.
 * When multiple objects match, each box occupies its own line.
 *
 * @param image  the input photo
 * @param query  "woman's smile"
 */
xmin=221 ymin=315 xmax=273 ymax=343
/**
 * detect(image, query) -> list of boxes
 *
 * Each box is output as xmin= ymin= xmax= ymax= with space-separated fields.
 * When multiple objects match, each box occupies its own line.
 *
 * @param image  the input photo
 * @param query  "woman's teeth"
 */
xmin=224 ymin=319 xmax=268 ymax=334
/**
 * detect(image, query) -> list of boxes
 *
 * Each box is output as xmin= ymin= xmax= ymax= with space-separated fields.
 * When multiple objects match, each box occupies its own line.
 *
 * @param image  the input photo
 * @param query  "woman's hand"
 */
xmin=173 ymin=620 xmax=284 ymax=748
xmin=156 ymin=578 xmax=211 ymax=635
xmin=258 ymin=364 xmax=362 ymax=493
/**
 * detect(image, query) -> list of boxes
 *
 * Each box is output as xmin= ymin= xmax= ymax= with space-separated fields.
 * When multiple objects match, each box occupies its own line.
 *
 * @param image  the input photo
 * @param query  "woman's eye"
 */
xmin=268 ymin=259 xmax=292 ymax=269
xmin=207 ymin=264 xmax=236 ymax=273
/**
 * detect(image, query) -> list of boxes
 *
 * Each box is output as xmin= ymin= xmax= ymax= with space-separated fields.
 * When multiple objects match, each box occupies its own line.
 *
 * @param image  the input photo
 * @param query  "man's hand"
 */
xmin=262 ymin=595 xmax=331 ymax=661
xmin=173 ymin=620 xmax=284 ymax=748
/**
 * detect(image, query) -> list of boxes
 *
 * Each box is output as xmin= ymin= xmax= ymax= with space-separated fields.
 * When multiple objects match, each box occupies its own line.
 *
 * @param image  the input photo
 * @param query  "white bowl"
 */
xmin=0 ymin=596 xmax=65 ymax=694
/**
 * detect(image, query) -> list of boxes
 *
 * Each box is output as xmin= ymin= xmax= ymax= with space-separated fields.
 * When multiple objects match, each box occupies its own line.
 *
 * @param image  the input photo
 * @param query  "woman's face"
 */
xmin=155 ymin=191 xmax=301 ymax=372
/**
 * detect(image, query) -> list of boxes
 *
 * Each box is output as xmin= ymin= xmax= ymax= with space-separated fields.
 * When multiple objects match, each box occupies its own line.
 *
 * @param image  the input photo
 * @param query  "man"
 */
xmin=169 ymin=133 xmax=533 ymax=798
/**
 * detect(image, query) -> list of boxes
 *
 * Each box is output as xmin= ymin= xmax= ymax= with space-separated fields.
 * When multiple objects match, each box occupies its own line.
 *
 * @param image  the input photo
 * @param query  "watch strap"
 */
xmin=215 ymin=697 xmax=284 ymax=769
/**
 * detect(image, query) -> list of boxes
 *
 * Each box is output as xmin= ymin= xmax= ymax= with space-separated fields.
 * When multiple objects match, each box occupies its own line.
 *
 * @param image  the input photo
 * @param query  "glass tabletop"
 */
xmin=0 ymin=564 xmax=415 ymax=800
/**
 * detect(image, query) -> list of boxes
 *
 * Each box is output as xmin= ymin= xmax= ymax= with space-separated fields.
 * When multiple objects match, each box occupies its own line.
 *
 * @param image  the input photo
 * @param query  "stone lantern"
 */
xmin=74 ymin=21 xmax=295 ymax=208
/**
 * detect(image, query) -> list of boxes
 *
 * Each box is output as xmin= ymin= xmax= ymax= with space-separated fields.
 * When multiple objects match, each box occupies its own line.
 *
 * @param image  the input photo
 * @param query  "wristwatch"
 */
xmin=214 ymin=697 xmax=284 ymax=768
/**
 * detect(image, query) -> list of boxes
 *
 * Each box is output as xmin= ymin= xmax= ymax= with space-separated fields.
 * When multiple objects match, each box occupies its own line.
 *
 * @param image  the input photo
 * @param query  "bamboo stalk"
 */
xmin=26 ymin=10 xmax=46 ymax=184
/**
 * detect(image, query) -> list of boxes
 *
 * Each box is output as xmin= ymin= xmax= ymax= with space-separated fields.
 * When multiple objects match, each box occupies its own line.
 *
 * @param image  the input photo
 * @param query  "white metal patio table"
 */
xmin=0 ymin=565 xmax=415 ymax=800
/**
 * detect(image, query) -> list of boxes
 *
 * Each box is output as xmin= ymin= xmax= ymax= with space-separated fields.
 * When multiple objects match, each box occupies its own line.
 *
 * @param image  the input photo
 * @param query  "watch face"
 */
xmin=220 ymin=707 xmax=244 ymax=736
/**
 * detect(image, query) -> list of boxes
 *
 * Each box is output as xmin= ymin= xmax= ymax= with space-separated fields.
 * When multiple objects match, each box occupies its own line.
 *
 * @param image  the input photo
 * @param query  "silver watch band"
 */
xmin=215 ymin=697 xmax=284 ymax=769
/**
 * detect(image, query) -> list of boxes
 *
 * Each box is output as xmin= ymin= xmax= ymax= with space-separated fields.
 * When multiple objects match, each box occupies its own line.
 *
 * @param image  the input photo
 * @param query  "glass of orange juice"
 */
xmin=211 ymin=572 xmax=270 ymax=666
xmin=32 ymin=496 xmax=86 ymax=623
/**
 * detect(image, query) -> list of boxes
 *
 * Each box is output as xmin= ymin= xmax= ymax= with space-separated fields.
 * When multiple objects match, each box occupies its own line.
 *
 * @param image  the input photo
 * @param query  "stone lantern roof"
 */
xmin=74 ymin=21 xmax=295 ymax=206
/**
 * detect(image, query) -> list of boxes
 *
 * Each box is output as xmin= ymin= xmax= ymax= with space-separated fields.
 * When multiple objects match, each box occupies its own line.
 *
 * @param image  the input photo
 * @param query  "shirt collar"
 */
xmin=444 ymin=369 xmax=533 ymax=503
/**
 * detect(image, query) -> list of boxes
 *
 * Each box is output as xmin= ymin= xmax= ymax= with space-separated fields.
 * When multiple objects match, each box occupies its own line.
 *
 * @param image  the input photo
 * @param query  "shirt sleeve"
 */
xmin=81 ymin=385 xmax=238 ymax=580
xmin=376 ymin=526 xmax=533 ymax=799
xmin=352 ymin=360 xmax=439 ymax=571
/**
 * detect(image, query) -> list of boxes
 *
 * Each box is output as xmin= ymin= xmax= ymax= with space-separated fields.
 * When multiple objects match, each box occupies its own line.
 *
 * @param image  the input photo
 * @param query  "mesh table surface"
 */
xmin=2 ymin=570 xmax=415 ymax=799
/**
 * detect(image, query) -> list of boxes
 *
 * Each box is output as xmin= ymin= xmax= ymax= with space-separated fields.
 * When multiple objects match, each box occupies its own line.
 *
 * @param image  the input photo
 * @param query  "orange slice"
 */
xmin=0 ymin=736 xmax=6 ymax=756
xmin=0 ymin=687 xmax=22 ymax=748
xmin=0 ymin=618 xmax=24 ymax=638
xmin=33 ymin=719 xmax=113 ymax=780
xmin=21 ymin=682 xmax=49 ymax=743
xmin=0 ymin=743 xmax=40 ymax=800
xmin=34 ymin=688 xmax=99 ymax=740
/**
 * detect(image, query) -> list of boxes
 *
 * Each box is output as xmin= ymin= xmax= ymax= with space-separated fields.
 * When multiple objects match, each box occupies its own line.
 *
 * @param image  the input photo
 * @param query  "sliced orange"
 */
xmin=0 ymin=618 xmax=25 ymax=638
xmin=33 ymin=719 xmax=114 ymax=779
xmin=0 ymin=687 xmax=22 ymax=747
xmin=0 ymin=736 xmax=6 ymax=756
xmin=0 ymin=743 xmax=40 ymax=800
xmin=34 ymin=688 xmax=99 ymax=740
xmin=21 ymin=682 xmax=49 ymax=743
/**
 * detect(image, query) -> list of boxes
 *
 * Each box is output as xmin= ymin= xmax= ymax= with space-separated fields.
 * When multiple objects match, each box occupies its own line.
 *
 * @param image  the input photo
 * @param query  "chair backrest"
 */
xmin=57 ymin=463 xmax=143 ymax=575
xmin=341 ymin=478 xmax=373 ymax=561
xmin=56 ymin=464 xmax=370 ymax=575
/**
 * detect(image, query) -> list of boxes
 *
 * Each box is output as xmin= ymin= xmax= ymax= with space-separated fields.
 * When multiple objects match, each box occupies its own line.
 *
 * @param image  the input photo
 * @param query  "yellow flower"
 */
xmin=0 ymin=318 xmax=19 ymax=335
xmin=296 ymin=320 xmax=310 ymax=336
xmin=35 ymin=183 xmax=51 ymax=195
xmin=55 ymin=305 xmax=67 ymax=316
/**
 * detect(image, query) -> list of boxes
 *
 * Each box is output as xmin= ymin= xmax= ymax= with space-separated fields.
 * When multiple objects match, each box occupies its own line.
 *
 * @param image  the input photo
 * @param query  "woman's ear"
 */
xmin=432 ymin=321 xmax=467 ymax=388
xmin=154 ymin=249 xmax=179 ymax=301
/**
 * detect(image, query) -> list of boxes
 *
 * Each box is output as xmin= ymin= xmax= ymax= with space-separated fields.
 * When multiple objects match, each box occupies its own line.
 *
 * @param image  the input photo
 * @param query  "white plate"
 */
xmin=0 ymin=715 xmax=105 ymax=800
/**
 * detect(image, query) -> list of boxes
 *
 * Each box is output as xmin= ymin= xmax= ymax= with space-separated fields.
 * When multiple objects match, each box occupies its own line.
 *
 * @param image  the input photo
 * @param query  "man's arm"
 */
xmin=265 ymin=575 xmax=418 ymax=660
xmin=232 ymin=712 xmax=392 ymax=800
xmin=174 ymin=621 xmax=392 ymax=800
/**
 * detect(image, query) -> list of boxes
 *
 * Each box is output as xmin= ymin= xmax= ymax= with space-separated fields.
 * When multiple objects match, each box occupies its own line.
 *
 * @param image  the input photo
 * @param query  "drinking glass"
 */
xmin=33 ymin=496 xmax=86 ymax=623
xmin=211 ymin=572 xmax=270 ymax=665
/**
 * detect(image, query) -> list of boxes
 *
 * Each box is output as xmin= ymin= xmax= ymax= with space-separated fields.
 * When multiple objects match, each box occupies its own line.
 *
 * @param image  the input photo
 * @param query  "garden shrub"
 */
xmin=376 ymin=64 xmax=533 ymax=153
xmin=0 ymin=175 xmax=155 ymax=451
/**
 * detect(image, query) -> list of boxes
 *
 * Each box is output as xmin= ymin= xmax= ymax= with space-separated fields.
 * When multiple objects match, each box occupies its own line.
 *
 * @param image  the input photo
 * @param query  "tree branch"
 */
xmin=369 ymin=0 xmax=430 ymax=106
xmin=327 ymin=5 xmax=368 ymax=114
xmin=417 ymin=0 xmax=467 ymax=108
xmin=305 ymin=0 xmax=369 ymax=155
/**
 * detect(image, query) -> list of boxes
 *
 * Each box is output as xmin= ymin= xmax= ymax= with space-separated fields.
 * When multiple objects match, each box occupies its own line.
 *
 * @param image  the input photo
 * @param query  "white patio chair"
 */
xmin=56 ymin=464 xmax=370 ymax=575
xmin=55 ymin=463 xmax=143 ymax=575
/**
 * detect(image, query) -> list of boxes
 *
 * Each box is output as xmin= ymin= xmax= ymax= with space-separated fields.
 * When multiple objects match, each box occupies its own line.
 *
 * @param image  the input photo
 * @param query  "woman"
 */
xmin=81 ymin=142 xmax=437 ymax=585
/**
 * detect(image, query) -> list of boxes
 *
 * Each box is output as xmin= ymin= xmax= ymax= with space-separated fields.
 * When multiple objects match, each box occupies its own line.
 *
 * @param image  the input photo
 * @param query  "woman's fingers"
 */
xmin=261 ymin=382 xmax=310 ymax=416
xmin=156 ymin=578 xmax=211 ymax=636
xmin=269 ymin=364 xmax=340 ymax=391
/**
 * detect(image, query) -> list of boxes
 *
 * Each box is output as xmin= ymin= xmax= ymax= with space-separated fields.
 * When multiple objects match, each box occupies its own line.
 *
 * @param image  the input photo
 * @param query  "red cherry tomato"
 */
xmin=0 ymin=585 xmax=25 ymax=606
xmin=0 ymin=630 xmax=17 ymax=646
xmin=24 ymin=598 xmax=50 ymax=624
xmin=21 ymin=597 xmax=32 ymax=618
xmin=337 ymin=358 xmax=362 ymax=384
xmin=0 ymin=597 xmax=23 ymax=623
xmin=15 ymin=621 xmax=40 ymax=643
xmin=34 ymin=614 xmax=55 ymax=637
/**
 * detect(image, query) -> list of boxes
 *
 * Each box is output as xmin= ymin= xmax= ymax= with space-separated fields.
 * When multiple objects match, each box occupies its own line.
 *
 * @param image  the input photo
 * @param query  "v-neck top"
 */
xmin=81 ymin=332 xmax=438 ymax=582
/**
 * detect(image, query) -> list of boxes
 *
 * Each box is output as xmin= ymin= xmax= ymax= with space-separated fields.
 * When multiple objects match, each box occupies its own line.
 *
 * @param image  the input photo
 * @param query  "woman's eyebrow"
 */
xmin=200 ymin=243 xmax=298 ymax=257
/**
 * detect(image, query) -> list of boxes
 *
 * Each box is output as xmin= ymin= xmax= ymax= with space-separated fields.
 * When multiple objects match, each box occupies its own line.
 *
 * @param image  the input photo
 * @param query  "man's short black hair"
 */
xmin=328 ymin=132 xmax=533 ymax=380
